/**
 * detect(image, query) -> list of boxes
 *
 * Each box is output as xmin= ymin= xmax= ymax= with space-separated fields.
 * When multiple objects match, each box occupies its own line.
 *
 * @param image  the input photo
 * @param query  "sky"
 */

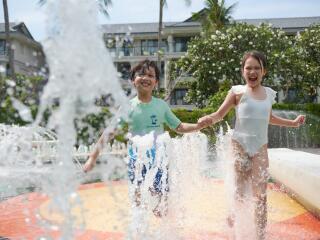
xmin=1 ymin=0 xmax=320 ymax=41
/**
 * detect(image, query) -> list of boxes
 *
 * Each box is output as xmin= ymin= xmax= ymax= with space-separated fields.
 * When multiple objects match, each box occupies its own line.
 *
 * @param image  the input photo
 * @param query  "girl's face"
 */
xmin=132 ymin=67 xmax=158 ymax=95
xmin=242 ymin=56 xmax=266 ymax=88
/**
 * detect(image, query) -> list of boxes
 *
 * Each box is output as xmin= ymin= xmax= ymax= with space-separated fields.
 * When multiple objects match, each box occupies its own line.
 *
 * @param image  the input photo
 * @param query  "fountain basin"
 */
xmin=269 ymin=148 xmax=320 ymax=219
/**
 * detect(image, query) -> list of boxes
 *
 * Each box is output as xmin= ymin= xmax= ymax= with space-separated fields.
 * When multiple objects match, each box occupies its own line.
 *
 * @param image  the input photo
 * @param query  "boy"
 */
xmin=84 ymin=59 xmax=203 ymax=216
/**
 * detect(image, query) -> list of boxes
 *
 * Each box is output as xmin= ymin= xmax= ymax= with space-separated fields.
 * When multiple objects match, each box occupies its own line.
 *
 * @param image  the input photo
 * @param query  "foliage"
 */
xmin=207 ymin=79 xmax=231 ymax=109
xmin=291 ymin=24 xmax=320 ymax=102
xmin=0 ymin=74 xmax=45 ymax=124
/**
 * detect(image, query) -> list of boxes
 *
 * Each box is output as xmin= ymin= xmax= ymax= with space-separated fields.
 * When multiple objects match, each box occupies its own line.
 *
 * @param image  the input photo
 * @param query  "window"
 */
xmin=174 ymin=37 xmax=191 ymax=52
xmin=141 ymin=39 xmax=167 ymax=56
xmin=0 ymin=40 xmax=6 ymax=55
xmin=170 ymin=89 xmax=188 ymax=105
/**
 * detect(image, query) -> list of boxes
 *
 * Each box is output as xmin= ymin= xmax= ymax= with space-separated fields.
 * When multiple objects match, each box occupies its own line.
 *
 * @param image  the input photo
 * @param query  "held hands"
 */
xmin=293 ymin=115 xmax=306 ymax=127
xmin=197 ymin=115 xmax=215 ymax=128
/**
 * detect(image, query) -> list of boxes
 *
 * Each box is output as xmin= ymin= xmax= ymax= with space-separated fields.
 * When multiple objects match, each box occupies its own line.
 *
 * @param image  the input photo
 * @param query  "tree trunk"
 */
xmin=157 ymin=0 xmax=164 ymax=89
xmin=2 ymin=0 xmax=15 ymax=78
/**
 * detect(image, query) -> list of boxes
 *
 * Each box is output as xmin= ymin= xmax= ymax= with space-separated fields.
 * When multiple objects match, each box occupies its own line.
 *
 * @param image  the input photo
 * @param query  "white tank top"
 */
xmin=230 ymin=85 xmax=276 ymax=156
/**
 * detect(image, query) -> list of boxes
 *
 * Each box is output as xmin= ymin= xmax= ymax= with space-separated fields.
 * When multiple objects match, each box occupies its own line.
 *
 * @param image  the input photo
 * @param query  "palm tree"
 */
xmin=157 ymin=0 xmax=191 ymax=85
xmin=192 ymin=0 xmax=237 ymax=34
xmin=2 ymin=0 xmax=15 ymax=77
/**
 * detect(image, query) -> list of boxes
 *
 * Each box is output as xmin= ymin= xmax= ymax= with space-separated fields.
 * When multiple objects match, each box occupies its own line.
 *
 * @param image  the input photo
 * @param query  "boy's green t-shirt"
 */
xmin=127 ymin=96 xmax=181 ymax=136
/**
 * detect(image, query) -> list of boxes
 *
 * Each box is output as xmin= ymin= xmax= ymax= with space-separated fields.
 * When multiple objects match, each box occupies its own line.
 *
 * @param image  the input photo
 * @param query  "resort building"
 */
xmin=102 ymin=16 xmax=320 ymax=106
xmin=0 ymin=22 xmax=45 ymax=77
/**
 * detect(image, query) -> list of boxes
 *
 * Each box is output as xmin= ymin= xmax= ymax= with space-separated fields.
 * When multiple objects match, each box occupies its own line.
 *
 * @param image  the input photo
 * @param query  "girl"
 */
xmin=198 ymin=51 xmax=305 ymax=239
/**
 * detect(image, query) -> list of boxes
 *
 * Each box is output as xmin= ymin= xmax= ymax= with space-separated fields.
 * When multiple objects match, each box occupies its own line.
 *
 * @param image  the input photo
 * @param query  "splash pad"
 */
xmin=1 ymin=132 xmax=320 ymax=240
xmin=1 ymin=176 xmax=320 ymax=239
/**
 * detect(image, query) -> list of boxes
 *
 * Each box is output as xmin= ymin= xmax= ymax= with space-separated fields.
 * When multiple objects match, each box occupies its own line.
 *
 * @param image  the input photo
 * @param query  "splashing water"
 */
xmin=34 ymin=0 xmax=131 ymax=238
xmin=1 ymin=0 xmax=130 ymax=238
xmin=126 ymin=132 xmax=215 ymax=240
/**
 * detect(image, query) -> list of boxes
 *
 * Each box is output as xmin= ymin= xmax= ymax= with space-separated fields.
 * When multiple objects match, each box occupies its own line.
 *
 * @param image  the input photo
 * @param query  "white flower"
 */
xmin=237 ymin=35 xmax=242 ymax=39
xmin=228 ymin=44 xmax=234 ymax=49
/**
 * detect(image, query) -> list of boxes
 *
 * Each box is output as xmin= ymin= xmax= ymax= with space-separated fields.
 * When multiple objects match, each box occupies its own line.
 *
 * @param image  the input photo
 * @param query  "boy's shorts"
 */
xmin=127 ymin=145 xmax=169 ymax=194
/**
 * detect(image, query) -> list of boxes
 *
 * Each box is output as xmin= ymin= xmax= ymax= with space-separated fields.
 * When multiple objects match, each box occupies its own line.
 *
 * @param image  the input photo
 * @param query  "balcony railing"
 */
xmin=107 ymin=45 xmax=188 ymax=58
xmin=0 ymin=49 xmax=8 ymax=56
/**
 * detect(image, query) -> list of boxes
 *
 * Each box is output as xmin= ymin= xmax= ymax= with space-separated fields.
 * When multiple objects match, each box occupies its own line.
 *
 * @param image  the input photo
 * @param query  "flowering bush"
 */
xmin=293 ymin=24 xmax=320 ymax=102
xmin=171 ymin=23 xmax=319 ymax=107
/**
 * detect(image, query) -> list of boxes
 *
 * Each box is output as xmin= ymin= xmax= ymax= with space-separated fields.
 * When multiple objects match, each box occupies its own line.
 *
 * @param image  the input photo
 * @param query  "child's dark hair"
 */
xmin=241 ymin=50 xmax=267 ymax=71
xmin=130 ymin=59 xmax=160 ymax=81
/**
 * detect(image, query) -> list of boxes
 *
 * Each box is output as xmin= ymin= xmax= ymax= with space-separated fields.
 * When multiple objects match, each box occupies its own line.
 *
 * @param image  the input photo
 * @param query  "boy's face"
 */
xmin=132 ymin=67 xmax=158 ymax=94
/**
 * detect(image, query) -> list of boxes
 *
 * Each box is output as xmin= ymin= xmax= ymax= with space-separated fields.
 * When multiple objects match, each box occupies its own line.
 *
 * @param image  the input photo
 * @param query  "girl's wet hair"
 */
xmin=241 ymin=50 xmax=267 ymax=71
xmin=130 ymin=59 xmax=160 ymax=81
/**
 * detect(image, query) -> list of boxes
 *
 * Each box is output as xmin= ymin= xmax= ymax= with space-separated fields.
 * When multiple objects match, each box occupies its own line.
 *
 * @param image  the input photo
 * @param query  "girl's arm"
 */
xmin=197 ymin=91 xmax=236 ymax=127
xmin=269 ymin=113 xmax=306 ymax=128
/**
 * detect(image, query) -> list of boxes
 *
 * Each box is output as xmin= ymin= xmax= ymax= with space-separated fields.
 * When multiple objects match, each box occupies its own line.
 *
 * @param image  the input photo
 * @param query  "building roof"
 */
xmin=101 ymin=21 xmax=203 ymax=35
xmin=0 ymin=22 xmax=35 ymax=40
xmin=102 ymin=22 xmax=166 ymax=35
xmin=102 ymin=16 xmax=320 ymax=35
xmin=235 ymin=16 xmax=320 ymax=30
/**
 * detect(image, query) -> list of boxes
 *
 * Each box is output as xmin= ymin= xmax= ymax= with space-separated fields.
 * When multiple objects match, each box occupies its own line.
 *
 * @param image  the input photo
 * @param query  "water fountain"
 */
xmin=268 ymin=110 xmax=320 ymax=149
xmin=0 ymin=0 xmax=320 ymax=239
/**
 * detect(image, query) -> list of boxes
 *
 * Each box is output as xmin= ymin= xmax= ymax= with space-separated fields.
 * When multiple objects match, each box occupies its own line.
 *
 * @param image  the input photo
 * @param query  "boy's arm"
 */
xmin=198 ymin=91 xmax=236 ymax=127
xmin=269 ymin=113 xmax=305 ymax=127
xmin=175 ymin=122 xmax=203 ymax=134
xmin=83 ymin=131 xmax=115 ymax=172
